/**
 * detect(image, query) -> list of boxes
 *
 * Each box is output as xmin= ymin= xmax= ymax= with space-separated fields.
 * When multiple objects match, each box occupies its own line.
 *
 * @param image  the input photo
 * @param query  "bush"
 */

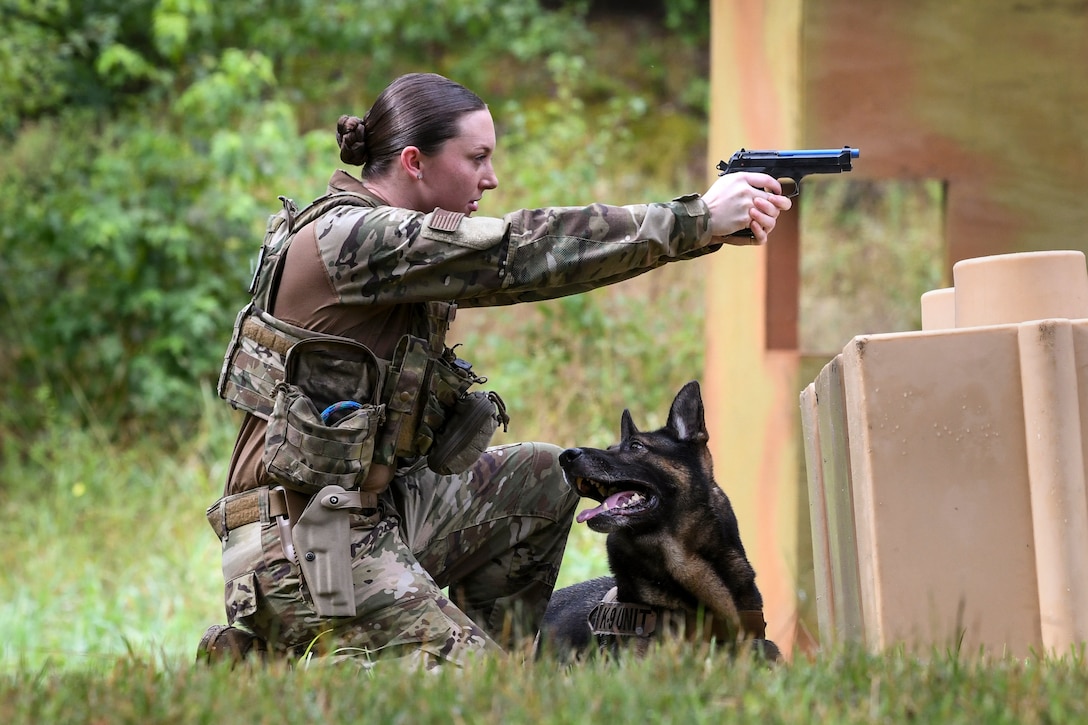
xmin=0 ymin=0 xmax=652 ymax=438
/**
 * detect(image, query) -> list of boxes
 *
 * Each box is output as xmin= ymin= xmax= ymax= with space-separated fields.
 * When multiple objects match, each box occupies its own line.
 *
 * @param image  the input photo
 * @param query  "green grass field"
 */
xmin=3 ymin=637 xmax=1086 ymax=723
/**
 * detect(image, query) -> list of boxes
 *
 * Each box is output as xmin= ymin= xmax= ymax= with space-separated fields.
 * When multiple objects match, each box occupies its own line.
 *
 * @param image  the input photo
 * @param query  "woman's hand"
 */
xmin=701 ymin=172 xmax=794 ymax=245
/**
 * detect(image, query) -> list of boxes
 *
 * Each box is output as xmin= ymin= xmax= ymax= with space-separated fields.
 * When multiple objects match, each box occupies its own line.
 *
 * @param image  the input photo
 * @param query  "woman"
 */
xmin=200 ymin=72 xmax=791 ymax=669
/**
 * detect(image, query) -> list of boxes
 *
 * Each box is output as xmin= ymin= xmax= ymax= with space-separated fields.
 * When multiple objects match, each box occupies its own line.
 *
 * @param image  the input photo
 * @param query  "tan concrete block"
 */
xmin=802 ymin=252 xmax=1088 ymax=654
xmin=813 ymin=356 xmax=866 ymax=646
xmin=1020 ymin=320 xmax=1088 ymax=651
xmin=920 ymin=287 xmax=956 ymax=331
xmin=799 ymin=384 xmax=831 ymax=635
xmin=841 ymin=325 xmax=1042 ymax=655
xmin=954 ymin=251 xmax=1088 ymax=328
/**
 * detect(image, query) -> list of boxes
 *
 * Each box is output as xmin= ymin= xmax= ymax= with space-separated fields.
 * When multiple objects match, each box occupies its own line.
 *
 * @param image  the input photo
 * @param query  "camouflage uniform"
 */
xmin=210 ymin=169 xmax=717 ymax=667
xmin=222 ymin=442 xmax=575 ymax=667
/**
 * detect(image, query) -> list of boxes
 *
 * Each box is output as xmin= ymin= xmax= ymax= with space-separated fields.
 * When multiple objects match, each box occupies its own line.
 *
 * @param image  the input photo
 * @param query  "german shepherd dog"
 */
xmin=538 ymin=381 xmax=779 ymax=661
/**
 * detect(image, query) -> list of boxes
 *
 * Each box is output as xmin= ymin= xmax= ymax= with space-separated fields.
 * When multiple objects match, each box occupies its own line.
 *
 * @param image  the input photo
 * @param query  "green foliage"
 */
xmin=662 ymin=0 xmax=712 ymax=45
xmin=0 ymin=98 xmax=311 ymax=429
xmin=799 ymin=178 xmax=947 ymax=354
xmin=0 ymin=0 xmax=623 ymax=436
xmin=0 ymin=0 xmax=163 ymax=134
xmin=492 ymin=53 xmax=646 ymax=208
xmin=0 ymin=391 xmax=231 ymax=671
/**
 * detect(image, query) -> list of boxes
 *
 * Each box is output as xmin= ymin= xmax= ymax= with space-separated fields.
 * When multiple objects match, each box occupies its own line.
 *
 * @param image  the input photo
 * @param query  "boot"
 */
xmin=195 ymin=624 xmax=267 ymax=666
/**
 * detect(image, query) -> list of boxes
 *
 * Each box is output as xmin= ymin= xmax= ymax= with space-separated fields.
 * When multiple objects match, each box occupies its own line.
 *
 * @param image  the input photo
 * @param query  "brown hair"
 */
xmin=336 ymin=73 xmax=487 ymax=178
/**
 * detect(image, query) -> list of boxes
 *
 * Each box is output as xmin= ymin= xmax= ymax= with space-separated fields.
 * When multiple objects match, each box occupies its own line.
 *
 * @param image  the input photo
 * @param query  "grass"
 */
xmin=2 ymin=641 xmax=1087 ymax=724
xmin=0 ymin=390 xmax=231 ymax=671
xmin=800 ymin=177 xmax=947 ymax=355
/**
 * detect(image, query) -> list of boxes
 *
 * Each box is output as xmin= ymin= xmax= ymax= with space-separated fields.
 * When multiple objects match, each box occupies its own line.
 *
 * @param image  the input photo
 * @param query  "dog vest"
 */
xmin=587 ymin=586 xmax=768 ymax=642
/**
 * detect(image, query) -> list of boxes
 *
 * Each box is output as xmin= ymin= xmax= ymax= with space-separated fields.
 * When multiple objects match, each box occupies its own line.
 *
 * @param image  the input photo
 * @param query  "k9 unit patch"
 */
xmin=587 ymin=601 xmax=658 ymax=637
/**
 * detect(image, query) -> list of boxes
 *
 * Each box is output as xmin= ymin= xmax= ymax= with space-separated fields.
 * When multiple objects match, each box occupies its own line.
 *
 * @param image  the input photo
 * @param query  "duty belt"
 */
xmin=206 ymin=486 xmax=381 ymax=540
xmin=206 ymin=487 xmax=291 ymax=540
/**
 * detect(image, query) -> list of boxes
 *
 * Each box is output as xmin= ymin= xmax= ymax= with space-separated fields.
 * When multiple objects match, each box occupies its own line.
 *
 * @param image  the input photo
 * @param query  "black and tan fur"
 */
xmin=539 ymin=381 xmax=779 ymax=661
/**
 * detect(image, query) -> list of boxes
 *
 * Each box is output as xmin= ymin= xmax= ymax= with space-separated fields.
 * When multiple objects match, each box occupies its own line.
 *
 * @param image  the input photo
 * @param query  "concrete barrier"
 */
xmin=802 ymin=250 xmax=1088 ymax=655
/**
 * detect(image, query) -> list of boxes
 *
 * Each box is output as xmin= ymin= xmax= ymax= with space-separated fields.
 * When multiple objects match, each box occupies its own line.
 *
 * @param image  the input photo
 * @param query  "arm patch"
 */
xmin=428 ymin=208 xmax=464 ymax=232
xmin=421 ymin=208 xmax=507 ymax=250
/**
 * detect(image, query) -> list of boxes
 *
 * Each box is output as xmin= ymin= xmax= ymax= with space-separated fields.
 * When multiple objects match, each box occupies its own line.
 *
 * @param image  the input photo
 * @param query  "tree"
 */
xmin=0 ymin=0 xmax=597 ymax=435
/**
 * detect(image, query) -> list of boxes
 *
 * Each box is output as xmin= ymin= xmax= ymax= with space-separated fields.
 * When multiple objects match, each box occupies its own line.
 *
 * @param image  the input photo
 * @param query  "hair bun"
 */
xmin=336 ymin=114 xmax=368 ymax=166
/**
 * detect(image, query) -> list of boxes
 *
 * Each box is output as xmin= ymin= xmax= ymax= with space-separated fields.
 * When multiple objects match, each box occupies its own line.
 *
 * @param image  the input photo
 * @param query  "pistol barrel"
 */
xmin=717 ymin=146 xmax=860 ymax=177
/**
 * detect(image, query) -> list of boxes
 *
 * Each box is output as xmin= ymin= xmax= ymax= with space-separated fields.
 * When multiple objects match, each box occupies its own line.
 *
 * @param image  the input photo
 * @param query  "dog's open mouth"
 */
xmin=571 ymin=477 xmax=657 ymax=524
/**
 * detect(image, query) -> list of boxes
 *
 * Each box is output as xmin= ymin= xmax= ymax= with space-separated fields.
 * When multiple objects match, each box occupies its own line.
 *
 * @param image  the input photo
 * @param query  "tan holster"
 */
xmin=290 ymin=485 xmax=377 ymax=618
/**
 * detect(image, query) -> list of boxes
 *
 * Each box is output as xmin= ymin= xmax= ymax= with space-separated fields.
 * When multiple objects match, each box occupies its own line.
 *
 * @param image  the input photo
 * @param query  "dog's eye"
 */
xmin=628 ymin=440 xmax=644 ymax=451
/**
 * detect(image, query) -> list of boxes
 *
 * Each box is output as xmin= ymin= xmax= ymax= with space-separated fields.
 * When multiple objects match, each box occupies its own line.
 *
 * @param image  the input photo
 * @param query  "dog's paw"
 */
xmin=736 ymin=638 xmax=781 ymax=664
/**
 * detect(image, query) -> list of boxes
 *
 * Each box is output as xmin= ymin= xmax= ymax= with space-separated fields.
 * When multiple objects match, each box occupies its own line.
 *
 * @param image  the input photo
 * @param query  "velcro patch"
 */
xmin=428 ymin=208 xmax=465 ymax=233
xmin=420 ymin=212 xmax=505 ymax=250
xmin=588 ymin=601 xmax=658 ymax=637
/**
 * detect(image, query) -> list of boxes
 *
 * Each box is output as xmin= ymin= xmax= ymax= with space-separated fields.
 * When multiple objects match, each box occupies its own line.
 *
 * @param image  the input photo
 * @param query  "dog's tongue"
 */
xmin=576 ymin=491 xmax=636 ymax=524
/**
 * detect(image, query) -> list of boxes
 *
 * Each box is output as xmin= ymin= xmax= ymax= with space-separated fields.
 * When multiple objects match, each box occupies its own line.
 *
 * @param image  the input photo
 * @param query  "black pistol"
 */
xmin=717 ymin=146 xmax=860 ymax=237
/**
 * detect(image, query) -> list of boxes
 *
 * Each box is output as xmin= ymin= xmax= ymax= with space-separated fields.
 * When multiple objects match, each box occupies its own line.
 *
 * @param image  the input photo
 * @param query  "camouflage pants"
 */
xmin=220 ymin=442 xmax=579 ymax=667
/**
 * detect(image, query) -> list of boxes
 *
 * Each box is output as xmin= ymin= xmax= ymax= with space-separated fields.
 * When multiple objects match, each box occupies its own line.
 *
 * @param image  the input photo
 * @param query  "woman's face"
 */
xmin=419 ymin=108 xmax=498 ymax=216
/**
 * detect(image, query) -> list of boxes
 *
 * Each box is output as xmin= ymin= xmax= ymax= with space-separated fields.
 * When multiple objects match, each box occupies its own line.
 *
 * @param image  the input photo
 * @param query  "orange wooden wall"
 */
xmin=706 ymin=0 xmax=1088 ymax=657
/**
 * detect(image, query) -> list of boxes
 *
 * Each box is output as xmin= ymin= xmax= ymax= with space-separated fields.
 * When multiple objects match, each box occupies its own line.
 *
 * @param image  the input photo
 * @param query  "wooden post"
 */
xmin=706 ymin=0 xmax=805 ymax=657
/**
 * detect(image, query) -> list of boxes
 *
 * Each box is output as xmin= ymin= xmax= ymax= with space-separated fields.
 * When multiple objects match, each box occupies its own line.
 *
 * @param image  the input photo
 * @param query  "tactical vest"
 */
xmin=216 ymin=192 xmax=505 ymax=495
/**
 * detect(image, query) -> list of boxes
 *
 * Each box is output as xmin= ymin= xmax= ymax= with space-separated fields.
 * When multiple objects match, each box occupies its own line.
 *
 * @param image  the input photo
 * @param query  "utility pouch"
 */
xmin=291 ymin=485 xmax=365 ymax=618
xmin=263 ymin=338 xmax=385 ymax=495
xmin=373 ymin=335 xmax=432 ymax=466
xmin=427 ymin=391 xmax=509 ymax=475
xmin=218 ymin=303 xmax=309 ymax=419
xmin=421 ymin=351 xmax=478 ymax=431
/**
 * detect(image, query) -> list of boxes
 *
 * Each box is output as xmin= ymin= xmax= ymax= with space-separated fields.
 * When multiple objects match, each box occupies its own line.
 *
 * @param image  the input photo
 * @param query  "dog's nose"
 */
xmin=559 ymin=448 xmax=583 ymax=466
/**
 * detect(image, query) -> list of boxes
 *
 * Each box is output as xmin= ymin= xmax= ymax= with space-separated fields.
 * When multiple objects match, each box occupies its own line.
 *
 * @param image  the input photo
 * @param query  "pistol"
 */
xmin=717 ymin=146 xmax=860 ymax=237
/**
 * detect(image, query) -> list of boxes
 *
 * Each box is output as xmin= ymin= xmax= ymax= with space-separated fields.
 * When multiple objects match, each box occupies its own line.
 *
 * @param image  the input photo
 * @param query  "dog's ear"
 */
xmin=621 ymin=408 xmax=639 ymax=440
xmin=667 ymin=381 xmax=708 ymax=443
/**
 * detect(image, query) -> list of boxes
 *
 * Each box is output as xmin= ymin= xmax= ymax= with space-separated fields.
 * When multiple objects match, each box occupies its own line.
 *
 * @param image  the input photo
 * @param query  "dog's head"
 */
xmin=560 ymin=380 xmax=711 ymax=534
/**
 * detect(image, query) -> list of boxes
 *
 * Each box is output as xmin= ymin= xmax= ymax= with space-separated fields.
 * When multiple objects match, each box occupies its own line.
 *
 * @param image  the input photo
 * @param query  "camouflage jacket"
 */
xmin=222 ymin=169 xmax=718 ymax=497
xmin=319 ymin=169 xmax=717 ymax=310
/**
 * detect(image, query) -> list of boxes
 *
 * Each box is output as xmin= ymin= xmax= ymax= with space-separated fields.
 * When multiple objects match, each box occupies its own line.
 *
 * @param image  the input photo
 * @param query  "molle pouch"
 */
xmin=291 ymin=485 xmax=362 ymax=618
xmin=373 ymin=335 xmax=432 ymax=466
xmin=427 ymin=391 xmax=510 ymax=476
xmin=416 ymin=349 xmax=486 ymax=456
xmin=433 ymin=350 xmax=480 ymax=406
xmin=263 ymin=338 xmax=385 ymax=495
xmin=218 ymin=303 xmax=309 ymax=420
